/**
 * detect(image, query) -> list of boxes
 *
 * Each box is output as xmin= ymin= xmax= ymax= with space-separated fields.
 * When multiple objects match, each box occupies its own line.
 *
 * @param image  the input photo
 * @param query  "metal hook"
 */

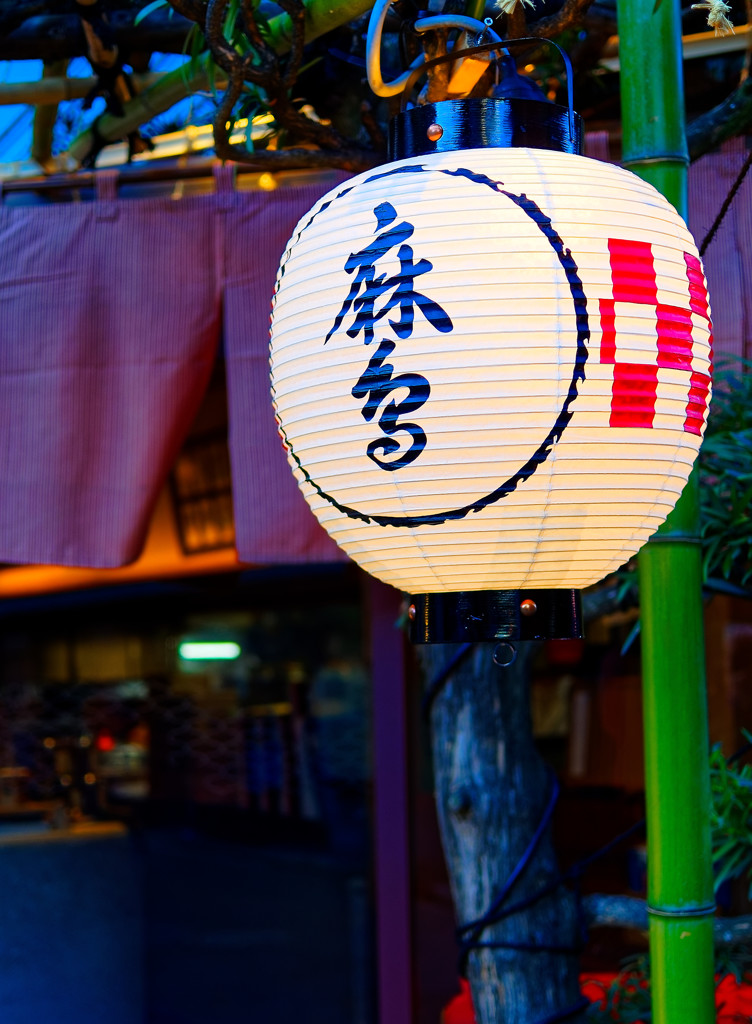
xmin=492 ymin=35 xmax=577 ymax=144
xmin=398 ymin=34 xmax=577 ymax=142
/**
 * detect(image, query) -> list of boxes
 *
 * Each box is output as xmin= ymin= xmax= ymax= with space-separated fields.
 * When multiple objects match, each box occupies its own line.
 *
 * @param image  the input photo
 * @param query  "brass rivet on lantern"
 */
xmin=408 ymin=603 xmax=417 ymax=621
xmin=426 ymin=123 xmax=443 ymax=142
xmin=520 ymin=598 xmax=538 ymax=617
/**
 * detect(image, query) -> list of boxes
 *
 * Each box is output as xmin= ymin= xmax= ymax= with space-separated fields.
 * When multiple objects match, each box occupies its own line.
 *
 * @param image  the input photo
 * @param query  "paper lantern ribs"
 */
xmin=269 ymin=102 xmax=712 ymax=644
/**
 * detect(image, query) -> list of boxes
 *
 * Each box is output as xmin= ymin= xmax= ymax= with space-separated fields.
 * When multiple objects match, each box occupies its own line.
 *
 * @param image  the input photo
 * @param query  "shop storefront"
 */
xmin=0 ymin=560 xmax=384 ymax=1024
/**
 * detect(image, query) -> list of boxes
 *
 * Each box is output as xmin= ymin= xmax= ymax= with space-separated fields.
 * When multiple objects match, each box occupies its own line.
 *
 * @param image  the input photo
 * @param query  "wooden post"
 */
xmin=370 ymin=578 xmax=414 ymax=1024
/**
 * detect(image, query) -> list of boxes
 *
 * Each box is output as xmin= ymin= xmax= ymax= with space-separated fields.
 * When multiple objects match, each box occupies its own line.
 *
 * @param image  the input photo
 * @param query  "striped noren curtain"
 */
xmin=0 ymin=143 xmax=748 ymax=569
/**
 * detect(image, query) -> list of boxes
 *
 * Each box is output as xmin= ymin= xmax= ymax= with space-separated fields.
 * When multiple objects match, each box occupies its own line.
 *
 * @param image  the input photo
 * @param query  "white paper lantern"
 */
xmin=269 ymin=147 xmax=712 ymax=598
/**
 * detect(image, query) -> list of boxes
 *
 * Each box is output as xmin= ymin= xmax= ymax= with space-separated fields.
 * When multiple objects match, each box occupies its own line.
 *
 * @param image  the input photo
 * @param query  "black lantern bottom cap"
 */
xmin=408 ymin=589 xmax=583 ymax=644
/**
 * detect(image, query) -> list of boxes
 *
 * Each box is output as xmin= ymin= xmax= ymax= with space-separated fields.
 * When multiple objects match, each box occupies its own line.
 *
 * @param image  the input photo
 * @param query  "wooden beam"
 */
xmin=0 ymin=73 xmax=161 ymax=106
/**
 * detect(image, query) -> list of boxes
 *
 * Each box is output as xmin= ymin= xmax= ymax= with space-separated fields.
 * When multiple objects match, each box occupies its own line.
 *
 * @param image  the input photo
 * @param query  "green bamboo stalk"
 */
xmin=66 ymin=0 xmax=376 ymax=165
xmin=464 ymin=0 xmax=487 ymax=23
xmin=32 ymin=59 xmax=67 ymax=166
xmin=638 ymin=522 xmax=716 ymax=1023
xmin=616 ymin=0 xmax=716 ymax=1020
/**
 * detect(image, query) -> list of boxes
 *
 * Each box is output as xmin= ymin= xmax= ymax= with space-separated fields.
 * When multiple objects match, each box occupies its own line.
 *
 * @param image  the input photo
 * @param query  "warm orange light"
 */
xmin=0 ymin=487 xmax=242 ymax=600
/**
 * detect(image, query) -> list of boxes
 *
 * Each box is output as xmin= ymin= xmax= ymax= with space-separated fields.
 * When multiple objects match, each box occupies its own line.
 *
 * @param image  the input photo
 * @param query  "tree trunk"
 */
xmin=422 ymin=641 xmax=586 ymax=1024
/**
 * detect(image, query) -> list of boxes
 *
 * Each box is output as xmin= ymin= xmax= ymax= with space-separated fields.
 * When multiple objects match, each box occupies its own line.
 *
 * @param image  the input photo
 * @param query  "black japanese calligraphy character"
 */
xmin=351 ymin=339 xmax=430 ymax=471
xmin=325 ymin=202 xmax=453 ymax=345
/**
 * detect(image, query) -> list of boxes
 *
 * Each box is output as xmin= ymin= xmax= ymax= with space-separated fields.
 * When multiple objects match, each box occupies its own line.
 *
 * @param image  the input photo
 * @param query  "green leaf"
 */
xmin=207 ymin=57 xmax=217 ymax=100
xmin=225 ymin=0 xmax=238 ymax=36
xmin=179 ymin=25 xmax=210 ymax=90
xmin=297 ymin=56 xmax=325 ymax=76
xmin=699 ymin=358 xmax=752 ymax=590
xmin=134 ymin=0 xmax=168 ymax=26
xmin=620 ymin=618 xmax=641 ymax=656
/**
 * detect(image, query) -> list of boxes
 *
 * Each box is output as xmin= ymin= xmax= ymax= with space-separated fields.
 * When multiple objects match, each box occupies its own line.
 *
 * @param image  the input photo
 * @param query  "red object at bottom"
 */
xmin=442 ymin=974 xmax=752 ymax=1023
xmin=442 ymin=981 xmax=474 ymax=1024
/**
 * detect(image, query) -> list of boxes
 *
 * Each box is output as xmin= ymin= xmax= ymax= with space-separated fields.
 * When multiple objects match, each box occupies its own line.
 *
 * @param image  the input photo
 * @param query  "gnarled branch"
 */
xmin=688 ymin=76 xmax=752 ymax=161
xmin=185 ymin=0 xmax=374 ymax=164
xmin=530 ymin=0 xmax=596 ymax=38
xmin=206 ymin=0 xmax=249 ymax=75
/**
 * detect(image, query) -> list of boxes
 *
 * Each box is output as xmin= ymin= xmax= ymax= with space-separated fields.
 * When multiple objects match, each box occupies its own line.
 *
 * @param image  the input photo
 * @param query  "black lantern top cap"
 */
xmin=389 ymin=96 xmax=584 ymax=161
xmin=388 ymin=37 xmax=583 ymax=161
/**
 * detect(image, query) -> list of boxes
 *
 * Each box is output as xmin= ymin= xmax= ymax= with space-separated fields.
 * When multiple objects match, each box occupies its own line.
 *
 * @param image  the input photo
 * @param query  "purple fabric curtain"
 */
xmin=0 ymin=166 xmax=345 ymax=568
xmin=0 ymin=148 xmax=747 ymax=569
xmin=0 ymin=170 xmax=221 ymax=567
xmin=222 ymin=171 xmax=348 ymax=565
xmin=687 ymin=138 xmax=752 ymax=365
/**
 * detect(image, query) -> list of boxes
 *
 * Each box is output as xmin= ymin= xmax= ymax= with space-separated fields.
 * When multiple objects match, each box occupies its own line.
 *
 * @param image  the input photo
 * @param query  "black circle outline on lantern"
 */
xmin=273 ymin=162 xmax=590 ymax=529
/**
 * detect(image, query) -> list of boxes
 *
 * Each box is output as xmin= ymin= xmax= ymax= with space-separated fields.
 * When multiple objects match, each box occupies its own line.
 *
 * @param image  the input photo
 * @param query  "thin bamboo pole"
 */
xmin=0 ymin=73 xmax=161 ymax=106
xmin=31 ymin=59 xmax=67 ymax=167
xmin=616 ymin=0 xmax=716 ymax=1020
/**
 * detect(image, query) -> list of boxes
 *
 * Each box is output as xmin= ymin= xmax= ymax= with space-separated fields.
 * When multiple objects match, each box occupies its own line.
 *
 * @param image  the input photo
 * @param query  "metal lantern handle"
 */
xmin=366 ymin=0 xmax=502 ymax=98
xmin=398 ymin=35 xmax=577 ymax=144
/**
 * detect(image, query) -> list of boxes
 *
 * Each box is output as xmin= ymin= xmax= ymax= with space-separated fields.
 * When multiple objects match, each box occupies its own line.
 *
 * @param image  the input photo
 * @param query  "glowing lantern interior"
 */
xmin=269 ymin=147 xmax=712 ymax=594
